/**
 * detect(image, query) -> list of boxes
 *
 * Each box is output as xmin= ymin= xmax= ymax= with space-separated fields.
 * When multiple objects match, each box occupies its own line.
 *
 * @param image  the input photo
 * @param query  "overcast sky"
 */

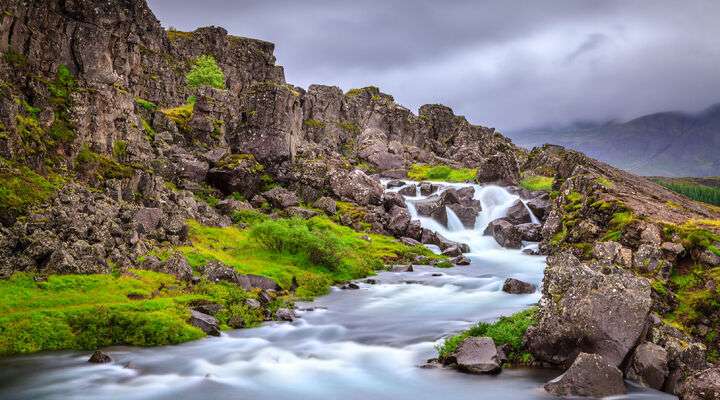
xmin=147 ymin=0 xmax=720 ymax=131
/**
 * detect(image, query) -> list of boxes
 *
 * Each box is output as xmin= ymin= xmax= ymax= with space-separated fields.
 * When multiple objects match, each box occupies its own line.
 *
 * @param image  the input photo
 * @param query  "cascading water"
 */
xmin=0 ymin=180 xmax=674 ymax=400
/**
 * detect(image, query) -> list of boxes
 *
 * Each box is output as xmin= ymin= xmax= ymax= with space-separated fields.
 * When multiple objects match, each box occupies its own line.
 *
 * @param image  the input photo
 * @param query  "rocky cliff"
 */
xmin=0 ymin=1 xmax=718 ymax=399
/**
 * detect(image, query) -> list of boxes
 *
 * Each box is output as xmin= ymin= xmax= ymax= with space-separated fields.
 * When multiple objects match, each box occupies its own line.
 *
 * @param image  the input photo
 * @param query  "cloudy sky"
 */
xmin=147 ymin=0 xmax=720 ymax=132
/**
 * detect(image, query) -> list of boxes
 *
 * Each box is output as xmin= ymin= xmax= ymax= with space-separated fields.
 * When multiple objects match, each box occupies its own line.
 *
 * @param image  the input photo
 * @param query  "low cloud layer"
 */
xmin=148 ymin=0 xmax=720 ymax=131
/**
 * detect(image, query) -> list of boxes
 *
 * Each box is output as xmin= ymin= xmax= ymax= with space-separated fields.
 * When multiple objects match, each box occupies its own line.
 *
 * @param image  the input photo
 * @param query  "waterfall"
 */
xmin=445 ymin=206 xmax=465 ymax=232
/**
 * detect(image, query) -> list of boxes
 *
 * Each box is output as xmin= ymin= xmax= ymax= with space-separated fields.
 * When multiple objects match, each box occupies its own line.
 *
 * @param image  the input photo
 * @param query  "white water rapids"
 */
xmin=0 ymin=181 xmax=674 ymax=400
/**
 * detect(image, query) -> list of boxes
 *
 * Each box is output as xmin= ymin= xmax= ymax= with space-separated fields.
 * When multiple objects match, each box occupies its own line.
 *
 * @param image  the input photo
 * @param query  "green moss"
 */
xmin=3 ymin=50 xmax=27 ymax=68
xmin=407 ymin=164 xmax=477 ymax=182
xmin=336 ymin=121 xmax=360 ymax=135
xmin=0 ymin=270 xmax=271 ymax=356
xmin=0 ymin=157 xmax=62 ymax=222
xmin=179 ymin=216 xmax=438 ymax=299
xmin=166 ymin=28 xmax=193 ymax=41
xmin=112 ymin=140 xmax=128 ymax=160
xmin=435 ymin=260 xmax=454 ymax=268
xmin=601 ymin=210 xmax=635 ymax=241
xmin=75 ymin=145 xmax=134 ymax=181
xmin=519 ymin=176 xmax=554 ymax=191
xmin=141 ymin=117 xmax=156 ymax=141
xmin=135 ymin=97 xmax=157 ymax=111
xmin=436 ymin=307 xmax=538 ymax=364
xmin=595 ymin=177 xmax=614 ymax=189
xmin=303 ymin=119 xmax=326 ymax=129
xmin=160 ymin=101 xmax=194 ymax=134
xmin=186 ymin=55 xmax=225 ymax=90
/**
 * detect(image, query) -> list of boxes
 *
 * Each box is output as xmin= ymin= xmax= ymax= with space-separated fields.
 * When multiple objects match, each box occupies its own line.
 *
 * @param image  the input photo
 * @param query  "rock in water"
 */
xmin=505 ymin=200 xmax=531 ymax=225
xmin=625 ymin=342 xmax=669 ymax=390
xmin=88 ymin=350 xmax=112 ymax=363
xmin=525 ymin=252 xmax=652 ymax=367
xmin=275 ymin=308 xmax=295 ymax=321
xmin=544 ymin=353 xmax=626 ymax=397
xmin=189 ymin=310 xmax=221 ymax=336
xmin=389 ymin=265 xmax=413 ymax=272
xmin=453 ymin=337 xmax=501 ymax=374
xmin=484 ymin=219 xmax=522 ymax=249
xmin=502 ymin=278 xmax=535 ymax=294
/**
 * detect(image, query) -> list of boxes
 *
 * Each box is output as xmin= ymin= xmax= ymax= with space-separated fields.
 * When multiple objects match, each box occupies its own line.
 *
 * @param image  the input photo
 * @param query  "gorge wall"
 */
xmin=0 ymin=0 xmax=718 ymax=398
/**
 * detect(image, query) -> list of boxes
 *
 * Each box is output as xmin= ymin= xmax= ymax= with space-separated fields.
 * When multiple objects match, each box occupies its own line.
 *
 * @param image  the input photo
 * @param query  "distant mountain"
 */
xmin=507 ymin=103 xmax=720 ymax=177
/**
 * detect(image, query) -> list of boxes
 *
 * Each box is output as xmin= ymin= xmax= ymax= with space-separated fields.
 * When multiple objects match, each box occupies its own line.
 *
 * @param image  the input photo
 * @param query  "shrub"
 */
xmin=250 ymin=218 xmax=343 ymax=270
xmin=186 ymin=55 xmax=225 ymax=90
xmin=436 ymin=307 xmax=537 ymax=363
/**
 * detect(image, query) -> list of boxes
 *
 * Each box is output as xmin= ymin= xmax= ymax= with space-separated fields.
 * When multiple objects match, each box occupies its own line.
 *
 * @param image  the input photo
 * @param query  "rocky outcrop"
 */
xmin=451 ymin=337 xmax=502 ymax=374
xmin=677 ymin=367 xmax=720 ymax=400
xmin=88 ymin=350 xmax=113 ymax=364
xmin=544 ymin=353 xmax=626 ymax=398
xmin=189 ymin=310 xmax=221 ymax=336
xmin=414 ymin=188 xmax=481 ymax=228
xmin=625 ymin=342 xmax=669 ymax=390
xmin=525 ymin=253 xmax=652 ymax=367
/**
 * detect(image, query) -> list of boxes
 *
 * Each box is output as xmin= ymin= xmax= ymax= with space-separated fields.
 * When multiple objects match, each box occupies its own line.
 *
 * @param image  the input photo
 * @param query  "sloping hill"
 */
xmin=509 ymin=104 xmax=720 ymax=177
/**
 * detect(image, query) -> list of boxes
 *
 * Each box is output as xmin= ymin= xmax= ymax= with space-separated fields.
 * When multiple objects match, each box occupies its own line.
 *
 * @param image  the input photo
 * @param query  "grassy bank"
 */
xmin=180 ymin=213 xmax=439 ymax=298
xmin=0 ymin=270 xmax=265 ymax=355
xmin=0 ymin=212 xmax=438 ymax=356
xmin=519 ymin=175 xmax=554 ymax=191
xmin=436 ymin=307 xmax=537 ymax=364
xmin=407 ymin=164 xmax=476 ymax=182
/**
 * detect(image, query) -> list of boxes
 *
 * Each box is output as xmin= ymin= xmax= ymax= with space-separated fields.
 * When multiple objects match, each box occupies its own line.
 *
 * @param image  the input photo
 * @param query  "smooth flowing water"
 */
xmin=0 ymin=181 xmax=674 ymax=400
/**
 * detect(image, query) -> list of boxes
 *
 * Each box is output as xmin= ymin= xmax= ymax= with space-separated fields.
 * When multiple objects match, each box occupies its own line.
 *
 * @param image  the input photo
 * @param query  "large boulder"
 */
xmin=382 ymin=192 xmax=406 ymax=212
xmin=592 ymin=241 xmax=633 ymax=267
xmin=415 ymin=189 xmax=480 ymax=228
xmin=515 ymin=223 xmax=542 ymax=242
xmin=525 ymin=253 xmax=652 ymax=367
xmin=189 ymin=310 xmax=221 ymax=336
xmin=504 ymin=200 xmax=531 ymax=225
xmin=133 ymin=207 xmax=163 ymax=234
xmin=329 ymin=169 xmax=383 ymax=206
xmin=625 ymin=342 xmax=669 ymax=390
xmin=398 ymin=184 xmax=417 ymax=197
xmin=677 ymin=367 xmax=720 ymax=400
xmin=544 ymin=353 xmax=626 ymax=398
xmin=502 ymin=278 xmax=535 ymax=294
xmin=262 ymin=187 xmax=300 ymax=209
xmin=206 ymin=154 xmax=263 ymax=198
xmin=526 ymin=194 xmax=550 ymax=220
xmin=313 ymin=196 xmax=337 ymax=215
xmin=387 ymin=205 xmax=411 ymax=236
xmin=483 ymin=219 xmax=522 ymax=249
xmin=421 ymin=229 xmax=470 ymax=252
xmin=453 ymin=337 xmax=501 ymax=374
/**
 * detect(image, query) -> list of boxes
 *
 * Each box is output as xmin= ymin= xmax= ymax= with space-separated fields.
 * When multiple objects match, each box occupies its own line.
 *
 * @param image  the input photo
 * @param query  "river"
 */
xmin=0 ymin=181 xmax=674 ymax=399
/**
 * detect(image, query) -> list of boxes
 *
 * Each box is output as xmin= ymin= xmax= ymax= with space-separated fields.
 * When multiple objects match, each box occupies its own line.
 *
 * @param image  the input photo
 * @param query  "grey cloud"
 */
xmin=147 ymin=0 xmax=720 ymax=131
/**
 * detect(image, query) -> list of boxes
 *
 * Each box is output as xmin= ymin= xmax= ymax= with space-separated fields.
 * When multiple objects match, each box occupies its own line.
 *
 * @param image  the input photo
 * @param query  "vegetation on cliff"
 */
xmin=651 ymin=177 xmax=720 ymax=206
xmin=408 ymin=164 xmax=476 ymax=182
xmin=519 ymin=175 xmax=553 ymax=191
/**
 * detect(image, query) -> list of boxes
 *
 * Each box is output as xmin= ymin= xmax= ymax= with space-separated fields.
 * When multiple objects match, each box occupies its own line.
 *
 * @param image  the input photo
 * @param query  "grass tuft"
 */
xmin=520 ymin=176 xmax=554 ymax=191
xmin=408 ymin=164 xmax=476 ymax=182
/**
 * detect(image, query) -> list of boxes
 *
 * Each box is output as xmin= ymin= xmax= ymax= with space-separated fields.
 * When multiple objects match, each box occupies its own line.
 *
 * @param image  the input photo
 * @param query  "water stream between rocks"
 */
xmin=0 ymin=182 xmax=675 ymax=400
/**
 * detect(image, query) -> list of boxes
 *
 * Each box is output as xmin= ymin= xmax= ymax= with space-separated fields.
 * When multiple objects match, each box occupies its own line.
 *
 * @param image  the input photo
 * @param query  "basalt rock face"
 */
xmin=524 ymin=145 xmax=720 ymax=399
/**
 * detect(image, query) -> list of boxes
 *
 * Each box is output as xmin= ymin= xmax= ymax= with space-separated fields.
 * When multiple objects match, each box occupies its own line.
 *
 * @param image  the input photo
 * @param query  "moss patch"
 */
xmin=520 ymin=176 xmax=554 ymax=191
xmin=0 ymin=270 xmax=263 ymax=355
xmin=408 ymin=164 xmax=476 ymax=182
xmin=179 ymin=216 xmax=438 ymax=299
xmin=0 ymin=157 xmax=63 ymax=223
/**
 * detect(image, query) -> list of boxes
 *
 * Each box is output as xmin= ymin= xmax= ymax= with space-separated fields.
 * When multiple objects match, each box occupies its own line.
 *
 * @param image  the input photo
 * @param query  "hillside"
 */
xmin=0 ymin=1 xmax=719 ymax=399
xmin=509 ymin=104 xmax=720 ymax=177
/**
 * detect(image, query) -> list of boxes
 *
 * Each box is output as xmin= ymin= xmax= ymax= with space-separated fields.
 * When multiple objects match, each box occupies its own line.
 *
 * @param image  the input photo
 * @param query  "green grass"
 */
xmin=407 ymin=164 xmax=476 ymax=182
xmin=186 ymin=55 xmax=225 ymax=90
xmin=0 ymin=157 xmax=63 ymax=223
xmin=651 ymin=178 xmax=720 ymax=206
xmin=595 ymin=177 xmax=614 ymax=189
xmin=436 ymin=307 xmax=537 ymax=364
xmin=0 ymin=270 xmax=270 ymax=355
xmin=519 ymin=176 xmax=554 ymax=191
xmin=179 ymin=216 xmax=439 ymax=299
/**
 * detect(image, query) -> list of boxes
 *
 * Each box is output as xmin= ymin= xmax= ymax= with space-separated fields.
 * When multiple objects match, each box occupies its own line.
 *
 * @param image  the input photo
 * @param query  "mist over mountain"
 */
xmin=508 ymin=103 xmax=720 ymax=177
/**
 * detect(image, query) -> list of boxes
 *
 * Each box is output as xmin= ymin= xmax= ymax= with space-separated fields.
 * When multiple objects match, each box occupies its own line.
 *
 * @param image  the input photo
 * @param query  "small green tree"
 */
xmin=185 ymin=55 xmax=225 ymax=89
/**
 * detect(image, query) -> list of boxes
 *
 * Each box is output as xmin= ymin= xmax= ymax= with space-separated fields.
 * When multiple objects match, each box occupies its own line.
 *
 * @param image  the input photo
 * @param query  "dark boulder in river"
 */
xmin=452 ymin=337 xmax=502 ymax=374
xmin=189 ymin=310 xmax=221 ymax=336
xmin=544 ymin=353 xmax=626 ymax=397
xmin=88 ymin=350 xmax=112 ymax=364
xmin=502 ymin=278 xmax=535 ymax=294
